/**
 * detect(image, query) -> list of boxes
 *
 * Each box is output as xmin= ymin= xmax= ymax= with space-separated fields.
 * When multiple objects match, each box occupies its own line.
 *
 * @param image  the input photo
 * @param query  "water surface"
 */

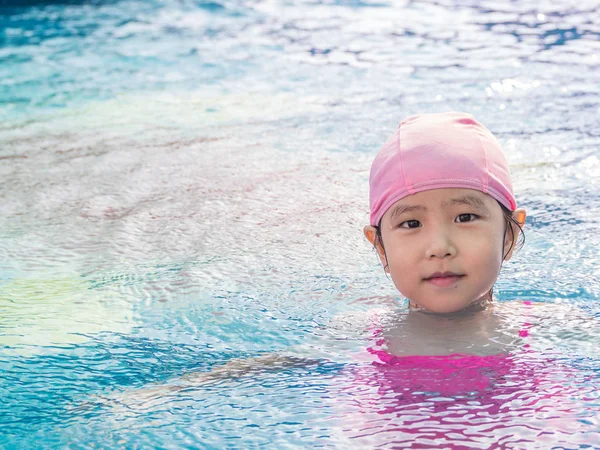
xmin=1 ymin=0 xmax=599 ymax=447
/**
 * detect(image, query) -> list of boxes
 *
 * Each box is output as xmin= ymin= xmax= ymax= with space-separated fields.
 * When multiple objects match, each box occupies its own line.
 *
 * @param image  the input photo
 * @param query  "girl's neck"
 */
xmin=408 ymin=293 xmax=493 ymax=316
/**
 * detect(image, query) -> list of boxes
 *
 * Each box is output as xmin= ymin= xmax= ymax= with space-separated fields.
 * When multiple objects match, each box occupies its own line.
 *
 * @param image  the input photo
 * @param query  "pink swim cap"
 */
xmin=369 ymin=112 xmax=516 ymax=226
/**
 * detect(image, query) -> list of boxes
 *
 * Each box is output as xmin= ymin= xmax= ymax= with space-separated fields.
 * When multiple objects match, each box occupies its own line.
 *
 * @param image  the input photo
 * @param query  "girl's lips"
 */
xmin=424 ymin=273 xmax=465 ymax=287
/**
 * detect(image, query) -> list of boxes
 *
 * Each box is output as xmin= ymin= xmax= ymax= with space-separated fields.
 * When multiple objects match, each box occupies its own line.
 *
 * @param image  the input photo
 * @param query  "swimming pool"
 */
xmin=1 ymin=0 xmax=599 ymax=447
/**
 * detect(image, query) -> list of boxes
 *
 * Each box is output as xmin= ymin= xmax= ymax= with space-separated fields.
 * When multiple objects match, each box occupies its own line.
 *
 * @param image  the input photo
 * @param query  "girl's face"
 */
xmin=364 ymin=188 xmax=526 ymax=314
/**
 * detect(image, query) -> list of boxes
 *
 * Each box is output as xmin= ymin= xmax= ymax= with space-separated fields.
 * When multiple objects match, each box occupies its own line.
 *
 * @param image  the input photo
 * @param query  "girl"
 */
xmin=355 ymin=111 xmax=532 ymax=360
xmin=333 ymin=112 xmax=597 ymax=446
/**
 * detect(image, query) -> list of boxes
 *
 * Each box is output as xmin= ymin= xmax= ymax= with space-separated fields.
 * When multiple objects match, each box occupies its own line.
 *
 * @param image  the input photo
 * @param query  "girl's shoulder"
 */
xmin=493 ymin=300 xmax=599 ymax=357
xmin=493 ymin=299 xmax=591 ymax=322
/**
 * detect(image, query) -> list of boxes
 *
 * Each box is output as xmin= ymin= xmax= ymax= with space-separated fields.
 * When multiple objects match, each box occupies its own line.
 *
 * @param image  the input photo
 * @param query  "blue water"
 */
xmin=1 ymin=0 xmax=600 ymax=448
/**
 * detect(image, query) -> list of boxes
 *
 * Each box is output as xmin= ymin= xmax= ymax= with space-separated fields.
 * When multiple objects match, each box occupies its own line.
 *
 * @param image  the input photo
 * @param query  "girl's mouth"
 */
xmin=424 ymin=272 xmax=465 ymax=287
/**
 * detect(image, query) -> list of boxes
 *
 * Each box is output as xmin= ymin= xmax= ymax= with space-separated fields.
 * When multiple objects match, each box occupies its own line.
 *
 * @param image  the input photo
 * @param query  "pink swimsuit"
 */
xmin=367 ymin=349 xmax=516 ymax=398
xmin=356 ymin=308 xmax=548 ymax=418
xmin=339 ymin=308 xmax=596 ymax=449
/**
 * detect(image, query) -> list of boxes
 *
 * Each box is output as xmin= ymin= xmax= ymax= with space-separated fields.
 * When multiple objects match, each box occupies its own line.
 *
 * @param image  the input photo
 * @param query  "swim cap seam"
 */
xmin=396 ymin=124 xmax=409 ymax=195
xmin=473 ymin=123 xmax=490 ymax=193
xmin=409 ymin=178 xmax=483 ymax=188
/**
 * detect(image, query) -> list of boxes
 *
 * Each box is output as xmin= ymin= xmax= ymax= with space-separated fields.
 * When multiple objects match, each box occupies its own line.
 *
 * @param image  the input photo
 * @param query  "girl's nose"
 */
xmin=425 ymin=230 xmax=457 ymax=259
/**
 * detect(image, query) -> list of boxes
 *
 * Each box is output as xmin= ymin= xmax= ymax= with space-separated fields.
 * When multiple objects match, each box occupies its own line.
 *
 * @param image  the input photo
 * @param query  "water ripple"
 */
xmin=2 ymin=0 xmax=600 ymax=448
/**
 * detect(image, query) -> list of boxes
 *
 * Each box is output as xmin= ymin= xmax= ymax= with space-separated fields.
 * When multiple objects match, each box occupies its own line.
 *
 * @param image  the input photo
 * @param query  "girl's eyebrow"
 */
xmin=390 ymin=204 xmax=426 ymax=220
xmin=444 ymin=195 xmax=489 ymax=213
xmin=389 ymin=195 xmax=489 ymax=220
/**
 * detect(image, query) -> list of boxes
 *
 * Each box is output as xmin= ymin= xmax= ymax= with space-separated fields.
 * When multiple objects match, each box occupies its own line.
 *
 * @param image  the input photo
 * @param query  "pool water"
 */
xmin=1 ymin=0 xmax=600 ymax=448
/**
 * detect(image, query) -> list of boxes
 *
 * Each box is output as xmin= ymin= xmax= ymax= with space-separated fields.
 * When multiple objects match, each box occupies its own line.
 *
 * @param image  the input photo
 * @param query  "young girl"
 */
xmin=331 ymin=112 xmax=598 ymax=446
xmin=337 ymin=111 xmax=533 ymax=407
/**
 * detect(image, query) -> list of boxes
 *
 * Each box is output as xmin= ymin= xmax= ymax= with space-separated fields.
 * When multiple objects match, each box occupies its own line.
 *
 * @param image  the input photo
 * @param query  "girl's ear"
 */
xmin=364 ymin=225 xmax=388 ymax=270
xmin=503 ymin=208 xmax=527 ymax=261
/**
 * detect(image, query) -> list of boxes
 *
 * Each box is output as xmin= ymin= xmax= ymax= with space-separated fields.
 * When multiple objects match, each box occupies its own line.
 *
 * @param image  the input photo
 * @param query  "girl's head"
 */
xmin=363 ymin=112 xmax=526 ymax=314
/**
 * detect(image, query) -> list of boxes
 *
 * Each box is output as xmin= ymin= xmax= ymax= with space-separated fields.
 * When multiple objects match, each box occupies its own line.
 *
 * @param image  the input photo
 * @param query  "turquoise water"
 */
xmin=1 ymin=0 xmax=600 ymax=448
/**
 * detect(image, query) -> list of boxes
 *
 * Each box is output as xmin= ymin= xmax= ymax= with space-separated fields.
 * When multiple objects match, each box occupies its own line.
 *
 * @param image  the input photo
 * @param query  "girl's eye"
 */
xmin=399 ymin=220 xmax=421 ymax=229
xmin=456 ymin=213 xmax=479 ymax=223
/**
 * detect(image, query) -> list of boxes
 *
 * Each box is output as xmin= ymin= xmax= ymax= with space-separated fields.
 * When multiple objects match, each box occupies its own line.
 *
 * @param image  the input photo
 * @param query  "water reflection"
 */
xmin=1 ymin=0 xmax=600 ymax=447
